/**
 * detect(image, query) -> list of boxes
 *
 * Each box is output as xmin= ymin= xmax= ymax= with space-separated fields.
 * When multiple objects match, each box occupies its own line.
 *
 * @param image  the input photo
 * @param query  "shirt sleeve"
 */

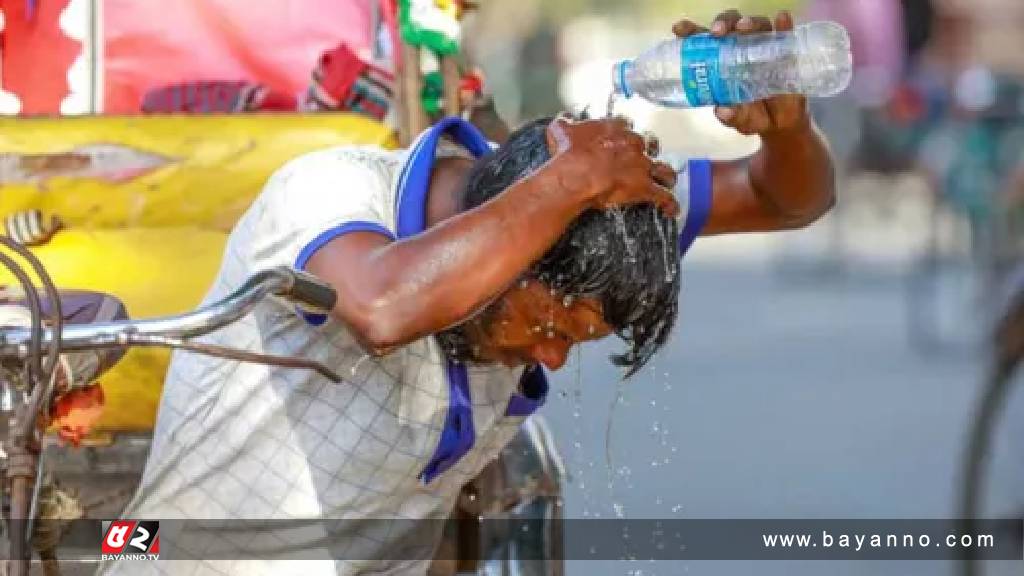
xmin=676 ymin=158 xmax=713 ymax=257
xmin=238 ymin=148 xmax=396 ymax=324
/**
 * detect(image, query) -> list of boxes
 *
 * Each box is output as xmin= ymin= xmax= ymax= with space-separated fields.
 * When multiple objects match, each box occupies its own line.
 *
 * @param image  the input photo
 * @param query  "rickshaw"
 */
xmin=0 ymin=1 xmax=564 ymax=573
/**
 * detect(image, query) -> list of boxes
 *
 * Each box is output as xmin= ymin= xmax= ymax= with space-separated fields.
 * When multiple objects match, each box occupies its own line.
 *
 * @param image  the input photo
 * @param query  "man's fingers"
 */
xmin=738 ymin=103 xmax=774 ymax=134
xmin=711 ymin=9 xmax=742 ymax=36
xmin=715 ymin=106 xmax=737 ymax=125
xmin=650 ymin=161 xmax=677 ymax=189
xmin=775 ymin=10 xmax=794 ymax=32
xmin=672 ymin=18 xmax=708 ymax=38
xmin=642 ymin=131 xmax=661 ymax=158
xmin=765 ymin=94 xmax=808 ymax=129
xmin=647 ymin=182 xmax=681 ymax=218
xmin=736 ymin=15 xmax=773 ymax=34
xmin=605 ymin=114 xmax=634 ymax=133
xmin=717 ymin=104 xmax=749 ymax=128
xmin=623 ymin=129 xmax=647 ymax=155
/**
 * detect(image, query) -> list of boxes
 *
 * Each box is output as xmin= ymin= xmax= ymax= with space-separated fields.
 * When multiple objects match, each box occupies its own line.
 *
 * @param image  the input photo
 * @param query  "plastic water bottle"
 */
xmin=611 ymin=21 xmax=852 ymax=108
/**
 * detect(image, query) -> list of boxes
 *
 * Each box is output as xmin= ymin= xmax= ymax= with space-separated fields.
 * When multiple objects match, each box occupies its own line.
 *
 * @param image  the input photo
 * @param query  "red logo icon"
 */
xmin=101 ymin=520 xmax=160 ymax=559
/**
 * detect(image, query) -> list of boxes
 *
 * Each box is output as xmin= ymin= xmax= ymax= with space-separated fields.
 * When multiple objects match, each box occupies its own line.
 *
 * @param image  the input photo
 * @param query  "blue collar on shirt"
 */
xmin=396 ymin=117 xmax=549 ymax=485
xmin=380 ymin=118 xmax=710 ymax=485
xmin=395 ymin=116 xmax=492 ymax=239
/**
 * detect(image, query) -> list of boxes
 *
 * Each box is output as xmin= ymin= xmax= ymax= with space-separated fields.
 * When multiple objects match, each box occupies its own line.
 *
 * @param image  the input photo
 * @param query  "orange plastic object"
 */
xmin=50 ymin=384 xmax=106 ymax=446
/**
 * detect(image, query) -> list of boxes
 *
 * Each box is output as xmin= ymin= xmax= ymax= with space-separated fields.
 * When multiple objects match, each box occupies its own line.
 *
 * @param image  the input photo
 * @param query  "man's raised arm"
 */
xmin=306 ymin=118 xmax=678 ymax=355
xmin=674 ymin=10 xmax=837 ymax=235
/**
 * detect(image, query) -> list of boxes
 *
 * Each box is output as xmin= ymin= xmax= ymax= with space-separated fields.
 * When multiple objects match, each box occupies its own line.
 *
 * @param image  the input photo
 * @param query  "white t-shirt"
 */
xmin=100 ymin=120 xmax=711 ymax=576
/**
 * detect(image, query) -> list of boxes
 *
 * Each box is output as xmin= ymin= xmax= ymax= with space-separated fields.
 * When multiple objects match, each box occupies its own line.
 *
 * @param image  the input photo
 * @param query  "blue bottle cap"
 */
xmin=613 ymin=60 xmax=634 ymax=99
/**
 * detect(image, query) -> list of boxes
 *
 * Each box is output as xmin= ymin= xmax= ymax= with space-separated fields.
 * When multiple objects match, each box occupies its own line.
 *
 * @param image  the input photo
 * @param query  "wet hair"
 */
xmin=439 ymin=116 xmax=681 ymax=377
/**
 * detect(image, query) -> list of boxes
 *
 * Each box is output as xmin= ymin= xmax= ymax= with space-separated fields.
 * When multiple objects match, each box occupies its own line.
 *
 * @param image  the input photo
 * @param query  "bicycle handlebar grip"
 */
xmin=287 ymin=270 xmax=337 ymax=313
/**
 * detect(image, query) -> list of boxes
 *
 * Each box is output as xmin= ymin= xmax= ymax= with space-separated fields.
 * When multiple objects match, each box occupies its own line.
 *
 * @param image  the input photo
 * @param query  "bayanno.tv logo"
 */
xmin=101 ymin=520 xmax=160 ymax=560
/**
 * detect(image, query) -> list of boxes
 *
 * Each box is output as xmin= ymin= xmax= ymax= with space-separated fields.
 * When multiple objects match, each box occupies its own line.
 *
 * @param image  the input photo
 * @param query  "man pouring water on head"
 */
xmin=101 ymin=9 xmax=841 ymax=576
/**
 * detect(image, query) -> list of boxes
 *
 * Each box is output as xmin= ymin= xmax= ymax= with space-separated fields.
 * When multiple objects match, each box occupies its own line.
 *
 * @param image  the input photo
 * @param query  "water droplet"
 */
xmin=546 ymin=331 xmax=555 ymax=339
xmin=562 ymin=295 xmax=574 ymax=307
xmin=671 ymin=505 xmax=683 ymax=513
xmin=468 ymin=493 xmax=476 ymax=501
xmin=350 ymin=354 xmax=372 ymax=375
xmin=605 ymin=91 xmax=617 ymax=118
xmin=588 ymin=324 xmax=596 ymax=335
xmin=532 ymin=325 xmax=542 ymax=333
xmin=612 ymin=502 xmax=626 ymax=518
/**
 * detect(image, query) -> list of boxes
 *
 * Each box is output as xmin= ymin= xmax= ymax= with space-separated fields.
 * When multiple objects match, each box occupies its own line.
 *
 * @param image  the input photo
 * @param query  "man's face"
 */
xmin=463 ymin=279 xmax=613 ymax=370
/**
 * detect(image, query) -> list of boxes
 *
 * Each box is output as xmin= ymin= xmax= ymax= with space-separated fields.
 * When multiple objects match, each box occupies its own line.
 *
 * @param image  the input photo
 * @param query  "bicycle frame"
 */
xmin=0 ymin=256 xmax=338 ymax=576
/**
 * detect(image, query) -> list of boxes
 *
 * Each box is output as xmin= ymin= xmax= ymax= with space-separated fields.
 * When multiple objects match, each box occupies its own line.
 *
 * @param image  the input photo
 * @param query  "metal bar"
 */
xmin=127 ymin=334 xmax=343 ymax=383
xmin=0 ymin=268 xmax=295 ymax=357
xmin=24 ymin=443 xmax=45 ymax=544
xmin=440 ymin=55 xmax=461 ymax=117
xmin=9 ymin=478 xmax=31 ymax=576
xmin=395 ymin=40 xmax=410 ymax=146
xmin=401 ymin=43 xmax=427 ymax=139
xmin=89 ymin=0 xmax=100 ymax=114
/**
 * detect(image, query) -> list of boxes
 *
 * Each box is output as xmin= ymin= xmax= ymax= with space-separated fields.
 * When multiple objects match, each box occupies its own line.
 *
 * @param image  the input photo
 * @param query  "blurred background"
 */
xmin=1 ymin=0 xmax=1024 ymax=575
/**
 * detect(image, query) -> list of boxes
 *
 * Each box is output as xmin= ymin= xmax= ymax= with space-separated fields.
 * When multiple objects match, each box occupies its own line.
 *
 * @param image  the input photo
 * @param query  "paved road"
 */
xmin=545 ymin=255 xmax=1024 ymax=576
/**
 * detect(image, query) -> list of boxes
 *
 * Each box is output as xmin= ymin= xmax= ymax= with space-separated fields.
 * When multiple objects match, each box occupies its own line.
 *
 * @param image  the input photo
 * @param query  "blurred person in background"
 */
xmin=904 ymin=1 xmax=1024 ymax=269
xmin=781 ymin=0 xmax=908 ymax=272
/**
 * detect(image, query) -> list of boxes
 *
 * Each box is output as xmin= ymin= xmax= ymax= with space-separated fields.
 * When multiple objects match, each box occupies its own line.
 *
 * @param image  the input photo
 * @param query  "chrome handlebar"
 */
xmin=0 ymin=266 xmax=338 ymax=362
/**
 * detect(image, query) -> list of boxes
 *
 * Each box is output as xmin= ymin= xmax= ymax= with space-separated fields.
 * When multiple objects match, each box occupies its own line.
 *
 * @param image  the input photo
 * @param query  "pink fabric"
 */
xmin=805 ymin=0 xmax=905 ymax=93
xmin=103 ymin=0 xmax=378 ymax=113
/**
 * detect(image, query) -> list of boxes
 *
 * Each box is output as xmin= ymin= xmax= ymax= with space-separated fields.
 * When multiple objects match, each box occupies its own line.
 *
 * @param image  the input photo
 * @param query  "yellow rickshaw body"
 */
xmin=0 ymin=113 xmax=394 ymax=431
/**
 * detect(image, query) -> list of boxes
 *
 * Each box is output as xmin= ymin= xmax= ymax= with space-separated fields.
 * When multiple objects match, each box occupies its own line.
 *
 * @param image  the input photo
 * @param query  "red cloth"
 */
xmin=306 ymin=43 xmax=394 ymax=117
xmin=0 ymin=0 xmax=78 ymax=114
xmin=316 ymin=44 xmax=372 ymax=105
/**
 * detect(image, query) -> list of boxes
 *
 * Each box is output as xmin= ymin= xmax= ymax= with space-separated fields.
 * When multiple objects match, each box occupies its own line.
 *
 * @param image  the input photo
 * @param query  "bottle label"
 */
xmin=681 ymin=33 xmax=738 ymax=107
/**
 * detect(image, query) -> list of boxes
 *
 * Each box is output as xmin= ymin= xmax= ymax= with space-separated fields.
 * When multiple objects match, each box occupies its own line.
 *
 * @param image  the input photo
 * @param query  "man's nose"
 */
xmin=531 ymin=341 xmax=569 ymax=371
